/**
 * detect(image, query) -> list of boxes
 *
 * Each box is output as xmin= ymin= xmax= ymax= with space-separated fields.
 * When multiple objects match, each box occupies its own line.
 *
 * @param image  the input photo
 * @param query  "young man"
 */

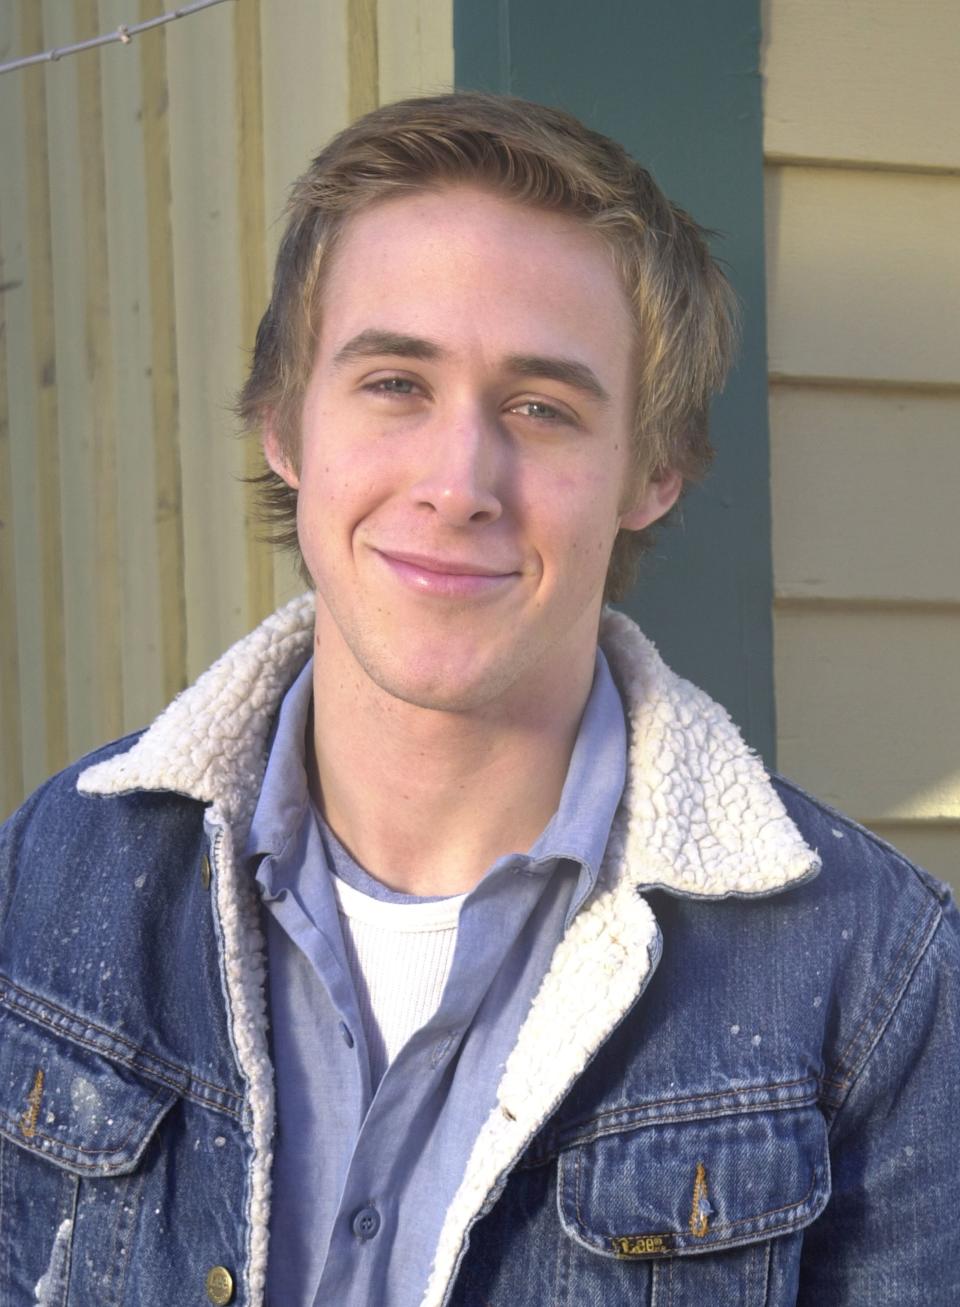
xmin=1 ymin=94 xmax=957 ymax=1307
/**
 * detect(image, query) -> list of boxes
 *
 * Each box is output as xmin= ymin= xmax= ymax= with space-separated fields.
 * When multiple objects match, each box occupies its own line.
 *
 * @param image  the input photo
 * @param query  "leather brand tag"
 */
xmin=610 ymin=1233 xmax=677 ymax=1258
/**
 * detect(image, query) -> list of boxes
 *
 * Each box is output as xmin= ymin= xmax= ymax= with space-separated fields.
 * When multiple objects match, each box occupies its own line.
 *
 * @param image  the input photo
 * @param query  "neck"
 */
xmin=307 ymin=614 xmax=596 ymax=897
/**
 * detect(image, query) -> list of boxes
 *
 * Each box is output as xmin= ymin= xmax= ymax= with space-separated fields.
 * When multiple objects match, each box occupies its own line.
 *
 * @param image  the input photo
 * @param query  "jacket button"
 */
xmin=205 ymin=1265 xmax=234 ymax=1304
xmin=352 ymin=1205 xmax=381 ymax=1240
xmin=200 ymin=854 xmax=212 ymax=890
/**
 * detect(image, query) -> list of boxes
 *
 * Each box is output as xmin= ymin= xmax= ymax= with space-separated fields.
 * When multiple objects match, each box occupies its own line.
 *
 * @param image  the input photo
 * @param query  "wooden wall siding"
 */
xmin=763 ymin=0 xmax=960 ymax=886
xmin=766 ymin=167 xmax=960 ymax=386
xmin=771 ymin=386 xmax=959 ymax=605
xmin=0 ymin=0 xmax=453 ymax=820
xmin=775 ymin=609 xmax=960 ymax=820
xmin=0 ymin=199 xmax=21 ymax=809
xmin=763 ymin=0 xmax=960 ymax=173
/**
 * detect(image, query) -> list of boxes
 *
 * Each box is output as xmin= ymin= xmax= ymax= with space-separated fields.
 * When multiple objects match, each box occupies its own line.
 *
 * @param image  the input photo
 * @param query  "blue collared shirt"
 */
xmin=247 ymin=651 xmax=627 ymax=1307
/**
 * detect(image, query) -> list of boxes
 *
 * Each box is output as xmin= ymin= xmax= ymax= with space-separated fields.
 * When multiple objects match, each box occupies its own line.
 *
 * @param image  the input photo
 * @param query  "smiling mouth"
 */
xmin=374 ymin=549 xmax=521 ymax=596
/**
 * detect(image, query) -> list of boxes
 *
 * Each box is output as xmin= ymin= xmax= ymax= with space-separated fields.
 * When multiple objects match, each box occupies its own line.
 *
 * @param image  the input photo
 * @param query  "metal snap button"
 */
xmin=200 ymin=854 xmax=212 ymax=890
xmin=205 ymin=1265 xmax=234 ymax=1304
xmin=352 ymin=1205 xmax=381 ymax=1240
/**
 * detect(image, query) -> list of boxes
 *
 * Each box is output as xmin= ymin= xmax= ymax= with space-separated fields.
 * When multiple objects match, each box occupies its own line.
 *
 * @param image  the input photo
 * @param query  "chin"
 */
xmin=361 ymin=651 xmax=521 ymax=715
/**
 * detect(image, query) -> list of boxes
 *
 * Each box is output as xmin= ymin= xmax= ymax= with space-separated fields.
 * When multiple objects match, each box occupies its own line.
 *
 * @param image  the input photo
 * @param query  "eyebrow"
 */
xmin=332 ymin=329 xmax=445 ymax=368
xmin=503 ymin=354 xmax=611 ymax=406
xmin=332 ymin=329 xmax=611 ymax=405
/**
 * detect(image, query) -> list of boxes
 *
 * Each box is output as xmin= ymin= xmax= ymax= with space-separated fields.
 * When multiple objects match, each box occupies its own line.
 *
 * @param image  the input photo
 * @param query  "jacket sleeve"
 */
xmin=797 ymin=887 xmax=960 ymax=1306
xmin=0 ymin=733 xmax=143 ymax=938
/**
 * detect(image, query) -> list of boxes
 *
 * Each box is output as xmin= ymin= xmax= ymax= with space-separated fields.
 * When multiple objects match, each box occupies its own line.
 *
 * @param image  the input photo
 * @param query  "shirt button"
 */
xmin=339 ymin=1021 xmax=354 ymax=1048
xmin=352 ymin=1205 xmax=381 ymax=1240
xmin=204 ymin=1265 xmax=234 ymax=1304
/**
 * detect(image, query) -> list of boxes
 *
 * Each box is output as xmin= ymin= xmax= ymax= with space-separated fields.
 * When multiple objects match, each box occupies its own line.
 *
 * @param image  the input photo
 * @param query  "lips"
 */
xmin=374 ymin=548 xmax=520 ymax=597
xmin=379 ymin=549 xmax=515 ymax=577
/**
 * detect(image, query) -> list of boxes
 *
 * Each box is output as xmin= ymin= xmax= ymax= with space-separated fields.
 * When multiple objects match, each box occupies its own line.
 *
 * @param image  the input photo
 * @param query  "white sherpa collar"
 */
xmin=79 ymin=595 xmax=817 ymax=901
xmin=78 ymin=594 xmax=315 ymax=824
xmin=601 ymin=607 xmax=818 ymax=898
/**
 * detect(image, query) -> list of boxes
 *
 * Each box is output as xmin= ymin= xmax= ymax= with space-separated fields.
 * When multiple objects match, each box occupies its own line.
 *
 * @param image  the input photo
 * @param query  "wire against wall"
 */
xmin=0 ymin=0 xmax=235 ymax=76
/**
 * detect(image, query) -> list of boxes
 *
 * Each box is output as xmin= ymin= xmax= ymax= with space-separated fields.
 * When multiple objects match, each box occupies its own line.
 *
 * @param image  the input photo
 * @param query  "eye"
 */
xmin=509 ymin=398 xmax=570 ymax=424
xmin=363 ymin=375 xmax=420 ymax=397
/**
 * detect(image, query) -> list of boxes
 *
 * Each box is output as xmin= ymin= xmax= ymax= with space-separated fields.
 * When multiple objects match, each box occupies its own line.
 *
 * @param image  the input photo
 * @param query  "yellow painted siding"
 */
xmin=376 ymin=0 xmax=454 ymax=103
xmin=766 ymin=167 xmax=960 ymax=385
xmin=763 ymin=0 xmax=960 ymax=171
xmin=770 ymin=386 xmax=960 ymax=604
xmin=0 ymin=0 xmax=453 ymax=816
xmin=763 ymin=2 xmax=960 ymax=889
xmin=775 ymin=608 xmax=960 ymax=821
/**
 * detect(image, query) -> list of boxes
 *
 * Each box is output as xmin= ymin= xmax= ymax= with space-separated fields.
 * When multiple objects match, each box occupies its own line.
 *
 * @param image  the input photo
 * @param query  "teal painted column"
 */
xmin=455 ymin=0 xmax=775 ymax=762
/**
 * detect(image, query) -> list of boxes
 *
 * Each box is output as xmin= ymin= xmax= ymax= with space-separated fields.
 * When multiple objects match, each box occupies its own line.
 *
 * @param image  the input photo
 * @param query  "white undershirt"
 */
xmin=331 ymin=875 xmax=466 ymax=1086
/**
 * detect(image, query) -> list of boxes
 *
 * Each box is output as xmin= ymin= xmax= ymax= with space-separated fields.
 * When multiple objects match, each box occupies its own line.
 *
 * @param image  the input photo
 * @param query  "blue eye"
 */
xmin=369 ymin=376 xmax=417 ymax=395
xmin=514 ymin=400 xmax=563 ymax=421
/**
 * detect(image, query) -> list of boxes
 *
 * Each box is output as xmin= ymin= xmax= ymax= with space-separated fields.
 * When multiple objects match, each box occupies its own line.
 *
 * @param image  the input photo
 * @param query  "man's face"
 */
xmin=266 ymin=185 xmax=679 ymax=715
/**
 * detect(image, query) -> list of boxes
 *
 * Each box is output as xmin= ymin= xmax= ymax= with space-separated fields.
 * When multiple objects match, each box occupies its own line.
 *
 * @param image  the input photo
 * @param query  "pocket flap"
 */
xmin=558 ymin=1105 xmax=830 ymax=1258
xmin=0 ymin=1005 xmax=177 ymax=1177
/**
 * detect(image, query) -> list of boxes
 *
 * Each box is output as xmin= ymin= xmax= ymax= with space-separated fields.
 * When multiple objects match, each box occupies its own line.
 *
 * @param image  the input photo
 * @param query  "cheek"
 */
xmin=528 ymin=470 xmax=624 ymax=587
xmin=295 ymin=444 xmax=401 ymax=581
xmin=298 ymin=440 xmax=385 ymax=516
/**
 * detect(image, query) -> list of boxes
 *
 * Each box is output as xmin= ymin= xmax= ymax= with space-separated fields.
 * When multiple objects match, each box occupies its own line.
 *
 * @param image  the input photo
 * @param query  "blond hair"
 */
xmin=237 ymin=92 xmax=738 ymax=600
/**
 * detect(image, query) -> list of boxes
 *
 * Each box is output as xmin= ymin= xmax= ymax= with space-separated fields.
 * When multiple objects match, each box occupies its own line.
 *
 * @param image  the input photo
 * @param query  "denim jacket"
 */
xmin=1 ymin=597 xmax=958 ymax=1306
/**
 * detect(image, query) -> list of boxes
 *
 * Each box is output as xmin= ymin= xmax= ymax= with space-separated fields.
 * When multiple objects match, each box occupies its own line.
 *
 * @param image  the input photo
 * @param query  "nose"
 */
xmin=408 ymin=408 xmax=503 ymax=527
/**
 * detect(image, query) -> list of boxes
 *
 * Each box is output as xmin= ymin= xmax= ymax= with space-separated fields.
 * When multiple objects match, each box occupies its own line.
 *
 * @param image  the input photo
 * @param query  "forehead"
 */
xmin=316 ymin=185 xmax=635 ymax=374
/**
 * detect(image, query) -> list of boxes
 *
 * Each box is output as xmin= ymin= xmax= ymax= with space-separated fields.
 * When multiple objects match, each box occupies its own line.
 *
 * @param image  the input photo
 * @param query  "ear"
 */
xmin=619 ymin=469 xmax=683 ymax=532
xmin=263 ymin=420 xmax=300 ymax=490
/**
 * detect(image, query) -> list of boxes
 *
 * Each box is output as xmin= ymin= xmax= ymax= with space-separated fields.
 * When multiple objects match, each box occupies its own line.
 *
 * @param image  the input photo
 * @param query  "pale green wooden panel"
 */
xmin=377 ymin=0 xmax=453 ymax=102
xmin=98 ymin=0 xmax=166 ymax=733
xmin=2 ymin=5 xmax=67 ymax=798
xmin=0 ymin=241 xmax=21 ymax=817
xmin=75 ymin=0 xmax=125 ymax=747
xmin=0 ymin=7 xmax=40 ymax=806
xmin=166 ymin=4 xmax=251 ymax=679
xmin=43 ymin=3 xmax=109 ymax=762
xmin=260 ymin=1 xmax=349 ymax=259
xmin=260 ymin=0 xmax=350 ymax=610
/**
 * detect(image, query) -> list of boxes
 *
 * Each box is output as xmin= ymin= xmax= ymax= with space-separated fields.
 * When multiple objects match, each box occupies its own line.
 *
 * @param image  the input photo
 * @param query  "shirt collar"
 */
xmin=244 ymin=657 xmax=314 ymax=861
xmin=524 ymin=648 xmax=627 ymax=921
xmin=244 ymin=648 xmax=627 ymax=918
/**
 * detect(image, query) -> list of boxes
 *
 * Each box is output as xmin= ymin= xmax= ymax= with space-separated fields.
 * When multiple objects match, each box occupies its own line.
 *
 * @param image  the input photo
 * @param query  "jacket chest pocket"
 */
xmin=556 ymin=1104 xmax=831 ymax=1306
xmin=0 ymin=1004 xmax=177 ymax=1306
